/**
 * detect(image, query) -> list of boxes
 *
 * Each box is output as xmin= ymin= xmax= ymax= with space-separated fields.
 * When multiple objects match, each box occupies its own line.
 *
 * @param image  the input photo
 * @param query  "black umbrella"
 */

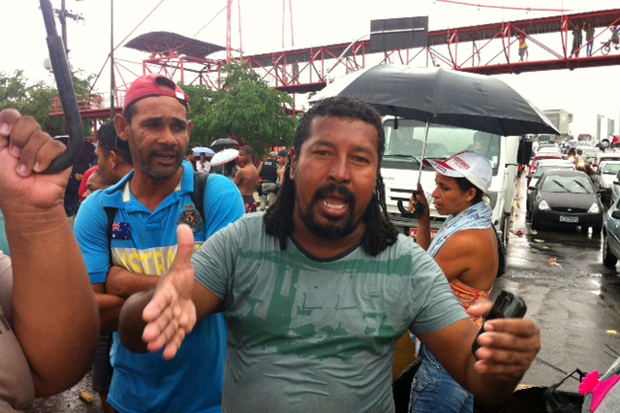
xmin=312 ymin=64 xmax=558 ymax=136
xmin=210 ymin=138 xmax=238 ymax=152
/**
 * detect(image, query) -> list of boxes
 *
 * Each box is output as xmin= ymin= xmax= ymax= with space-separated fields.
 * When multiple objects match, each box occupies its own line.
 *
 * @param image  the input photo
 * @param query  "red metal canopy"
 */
xmin=125 ymin=31 xmax=225 ymax=58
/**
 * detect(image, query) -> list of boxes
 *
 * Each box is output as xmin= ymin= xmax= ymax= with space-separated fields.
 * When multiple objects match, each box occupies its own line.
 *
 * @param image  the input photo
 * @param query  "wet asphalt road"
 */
xmin=26 ymin=370 xmax=102 ymax=413
xmin=26 ymin=176 xmax=620 ymax=411
xmin=499 ymin=175 xmax=620 ymax=393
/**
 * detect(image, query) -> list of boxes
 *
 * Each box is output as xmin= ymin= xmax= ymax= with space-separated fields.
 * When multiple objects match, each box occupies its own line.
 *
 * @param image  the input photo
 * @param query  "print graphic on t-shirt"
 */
xmin=231 ymin=251 xmax=411 ymax=360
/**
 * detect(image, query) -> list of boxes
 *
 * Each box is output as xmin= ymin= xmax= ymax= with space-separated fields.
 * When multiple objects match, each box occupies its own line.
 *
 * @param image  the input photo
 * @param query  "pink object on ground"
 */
xmin=579 ymin=371 xmax=620 ymax=412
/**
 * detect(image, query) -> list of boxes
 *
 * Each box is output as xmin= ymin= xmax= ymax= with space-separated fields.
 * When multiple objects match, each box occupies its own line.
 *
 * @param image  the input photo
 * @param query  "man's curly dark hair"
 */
xmin=263 ymin=96 xmax=398 ymax=256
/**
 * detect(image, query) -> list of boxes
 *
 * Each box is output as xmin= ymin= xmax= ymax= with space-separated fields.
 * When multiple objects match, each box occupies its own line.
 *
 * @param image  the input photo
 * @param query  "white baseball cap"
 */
xmin=425 ymin=151 xmax=492 ymax=193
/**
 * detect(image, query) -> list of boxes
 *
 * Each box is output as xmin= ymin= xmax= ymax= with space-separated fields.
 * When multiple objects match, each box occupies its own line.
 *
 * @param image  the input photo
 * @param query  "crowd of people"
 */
xmin=517 ymin=22 xmax=619 ymax=60
xmin=185 ymin=143 xmax=290 ymax=214
xmin=0 ymin=74 xmax=542 ymax=413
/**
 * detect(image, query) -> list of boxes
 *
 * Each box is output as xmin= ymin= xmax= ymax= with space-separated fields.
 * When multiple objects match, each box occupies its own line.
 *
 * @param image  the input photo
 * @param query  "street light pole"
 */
xmin=110 ymin=0 xmax=115 ymax=120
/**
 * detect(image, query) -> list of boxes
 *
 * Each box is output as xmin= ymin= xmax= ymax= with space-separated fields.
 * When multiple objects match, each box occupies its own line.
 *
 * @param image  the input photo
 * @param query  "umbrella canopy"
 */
xmin=192 ymin=147 xmax=215 ymax=157
xmin=312 ymin=64 xmax=559 ymax=136
xmin=210 ymin=148 xmax=239 ymax=167
xmin=210 ymin=138 xmax=238 ymax=153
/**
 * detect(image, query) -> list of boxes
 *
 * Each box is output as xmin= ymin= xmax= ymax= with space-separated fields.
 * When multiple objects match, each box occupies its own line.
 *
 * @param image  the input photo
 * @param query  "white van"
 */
xmin=381 ymin=118 xmax=532 ymax=245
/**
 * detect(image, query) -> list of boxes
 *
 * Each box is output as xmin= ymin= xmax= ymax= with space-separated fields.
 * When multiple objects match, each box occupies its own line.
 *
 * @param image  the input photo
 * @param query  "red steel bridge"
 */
xmin=51 ymin=8 xmax=620 ymax=123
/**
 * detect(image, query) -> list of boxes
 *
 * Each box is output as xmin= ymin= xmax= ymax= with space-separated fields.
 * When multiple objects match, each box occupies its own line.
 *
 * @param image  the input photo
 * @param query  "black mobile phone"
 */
xmin=472 ymin=291 xmax=527 ymax=358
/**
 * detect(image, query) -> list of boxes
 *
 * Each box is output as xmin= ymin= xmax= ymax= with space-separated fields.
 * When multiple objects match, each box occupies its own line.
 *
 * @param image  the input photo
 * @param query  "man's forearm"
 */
xmin=464 ymin=356 xmax=522 ymax=410
xmin=6 ymin=204 xmax=99 ymax=395
xmin=106 ymin=265 xmax=160 ymax=298
xmin=95 ymin=292 xmax=126 ymax=333
xmin=118 ymin=289 xmax=154 ymax=353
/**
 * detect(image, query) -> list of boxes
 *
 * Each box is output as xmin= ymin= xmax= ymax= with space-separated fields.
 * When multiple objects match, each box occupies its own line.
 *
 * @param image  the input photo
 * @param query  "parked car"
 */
xmin=535 ymin=146 xmax=562 ymax=156
xmin=603 ymin=196 xmax=620 ymax=267
xmin=593 ymin=152 xmax=620 ymax=172
xmin=526 ymin=170 xmax=603 ymax=233
xmin=593 ymin=161 xmax=620 ymax=202
xmin=527 ymin=154 xmax=564 ymax=182
xmin=527 ymin=160 xmax=576 ymax=189
xmin=611 ymin=170 xmax=620 ymax=204
xmin=582 ymin=148 xmax=602 ymax=164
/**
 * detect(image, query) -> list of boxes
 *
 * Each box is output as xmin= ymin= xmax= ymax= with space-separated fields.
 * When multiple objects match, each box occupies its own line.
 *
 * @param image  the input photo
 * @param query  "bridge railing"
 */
xmin=49 ymin=93 xmax=126 ymax=115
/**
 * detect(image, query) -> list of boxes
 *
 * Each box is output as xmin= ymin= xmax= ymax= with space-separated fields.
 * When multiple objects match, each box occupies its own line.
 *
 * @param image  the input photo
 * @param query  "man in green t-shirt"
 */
xmin=119 ymin=96 xmax=541 ymax=413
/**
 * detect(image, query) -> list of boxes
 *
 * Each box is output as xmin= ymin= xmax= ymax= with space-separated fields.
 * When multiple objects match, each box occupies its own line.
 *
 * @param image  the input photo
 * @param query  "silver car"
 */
xmin=603 ymin=196 xmax=620 ymax=267
xmin=594 ymin=161 xmax=620 ymax=203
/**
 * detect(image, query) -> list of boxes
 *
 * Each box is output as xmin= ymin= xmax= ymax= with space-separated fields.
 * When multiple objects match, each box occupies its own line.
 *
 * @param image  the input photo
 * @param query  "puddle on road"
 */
xmin=588 ymin=278 xmax=602 ymax=295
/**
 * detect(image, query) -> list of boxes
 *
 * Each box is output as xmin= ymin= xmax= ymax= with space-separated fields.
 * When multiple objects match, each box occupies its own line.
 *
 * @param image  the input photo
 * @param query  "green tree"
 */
xmin=0 ymin=69 xmax=95 ymax=137
xmin=182 ymin=62 xmax=298 ymax=156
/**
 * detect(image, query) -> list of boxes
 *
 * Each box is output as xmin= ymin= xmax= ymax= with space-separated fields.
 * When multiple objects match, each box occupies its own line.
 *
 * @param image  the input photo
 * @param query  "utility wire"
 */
xmin=90 ymin=0 xmax=167 ymax=92
xmin=435 ymin=0 xmax=572 ymax=13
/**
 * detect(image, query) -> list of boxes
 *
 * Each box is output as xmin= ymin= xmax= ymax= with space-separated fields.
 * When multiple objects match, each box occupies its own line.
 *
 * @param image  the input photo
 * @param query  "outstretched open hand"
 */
xmin=142 ymin=224 xmax=197 ymax=359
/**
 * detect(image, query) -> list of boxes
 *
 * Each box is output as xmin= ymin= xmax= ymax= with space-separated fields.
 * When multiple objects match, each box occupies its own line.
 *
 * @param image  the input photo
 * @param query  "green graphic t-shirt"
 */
xmin=193 ymin=213 xmax=466 ymax=413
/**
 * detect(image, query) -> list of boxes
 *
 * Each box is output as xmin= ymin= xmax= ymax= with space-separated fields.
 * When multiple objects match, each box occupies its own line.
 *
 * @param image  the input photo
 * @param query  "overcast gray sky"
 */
xmin=5 ymin=0 xmax=619 ymax=136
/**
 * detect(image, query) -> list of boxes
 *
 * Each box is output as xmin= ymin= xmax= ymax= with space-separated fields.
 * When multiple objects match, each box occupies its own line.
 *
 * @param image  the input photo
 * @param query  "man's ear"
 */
xmin=114 ymin=114 xmax=130 ymax=143
xmin=109 ymin=150 xmax=120 ymax=169
xmin=187 ymin=119 xmax=194 ymax=137
xmin=289 ymin=149 xmax=298 ymax=181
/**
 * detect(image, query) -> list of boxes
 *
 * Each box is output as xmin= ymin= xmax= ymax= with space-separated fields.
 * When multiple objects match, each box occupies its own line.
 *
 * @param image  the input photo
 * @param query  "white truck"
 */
xmin=381 ymin=118 xmax=532 ymax=245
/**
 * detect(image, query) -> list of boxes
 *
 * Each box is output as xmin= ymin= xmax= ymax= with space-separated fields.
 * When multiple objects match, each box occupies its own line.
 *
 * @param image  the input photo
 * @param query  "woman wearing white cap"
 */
xmin=408 ymin=151 xmax=503 ymax=413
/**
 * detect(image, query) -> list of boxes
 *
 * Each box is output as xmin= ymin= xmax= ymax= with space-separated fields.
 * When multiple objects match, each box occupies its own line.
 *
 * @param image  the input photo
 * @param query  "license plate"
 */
xmin=410 ymin=228 xmax=438 ymax=239
xmin=559 ymin=215 xmax=579 ymax=223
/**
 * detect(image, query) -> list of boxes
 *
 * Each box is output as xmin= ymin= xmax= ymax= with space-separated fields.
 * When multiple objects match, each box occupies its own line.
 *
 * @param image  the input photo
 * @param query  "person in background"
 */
xmin=117 ymin=96 xmax=541 ymax=413
xmin=276 ymin=148 xmax=289 ymax=188
xmin=83 ymin=169 xmax=107 ymax=200
xmin=220 ymin=158 xmax=240 ymax=180
xmin=79 ymin=165 xmax=100 ymax=202
xmin=585 ymin=22 xmax=595 ymax=56
xmin=185 ymin=149 xmax=198 ymax=171
xmin=65 ymin=141 xmax=96 ymax=222
xmin=408 ymin=151 xmax=502 ymax=413
xmin=74 ymin=75 xmax=244 ymax=413
xmin=387 ymin=128 xmax=422 ymax=156
xmin=467 ymin=131 xmax=498 ymax=162
xmin=571 ymin=22 xmax=583 ymax=57
xmin=0 ymin=108 xmax=99 ymax=411
xmin=82 ymin=122 xmax=132 ymax=413
xmin=197 ymin=152 xmax=211 ymax=173
xmin=94 ymin=122 xmax=133 ymax=187
xmin=234 ymin=145 xmax=259 ymax=213
xmin=611 ymin=25 xmax=620 ymax=49
xmin=80 ymin=166 xmax=114 ymax=413
xmin=258 ymin=151 xmax=278 ymax=210
xmin=517 ymin=33 xmax=528 ymax=62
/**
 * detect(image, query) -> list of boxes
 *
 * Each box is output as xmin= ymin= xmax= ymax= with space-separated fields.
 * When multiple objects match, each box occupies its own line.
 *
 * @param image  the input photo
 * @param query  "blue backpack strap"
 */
xmin=191 ymin=172 xmax=209 ymax=227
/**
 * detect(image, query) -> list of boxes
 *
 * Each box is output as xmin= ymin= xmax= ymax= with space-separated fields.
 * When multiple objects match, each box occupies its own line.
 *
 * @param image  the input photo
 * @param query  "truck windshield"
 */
xmin=383 ymin=118 xmax=501 ymax=168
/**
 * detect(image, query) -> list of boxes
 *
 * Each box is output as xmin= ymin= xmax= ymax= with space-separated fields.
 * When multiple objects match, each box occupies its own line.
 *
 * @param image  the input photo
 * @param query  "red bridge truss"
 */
xmin=52 ymin=8 xmax=620 ymax=122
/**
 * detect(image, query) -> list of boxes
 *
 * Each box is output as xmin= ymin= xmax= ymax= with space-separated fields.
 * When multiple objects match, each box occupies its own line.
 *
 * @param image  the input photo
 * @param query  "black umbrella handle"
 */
xmin=40 ymin=0 xmax=84 ymax=174
xmin=396 ymin=191 xmax=426 ymax=220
